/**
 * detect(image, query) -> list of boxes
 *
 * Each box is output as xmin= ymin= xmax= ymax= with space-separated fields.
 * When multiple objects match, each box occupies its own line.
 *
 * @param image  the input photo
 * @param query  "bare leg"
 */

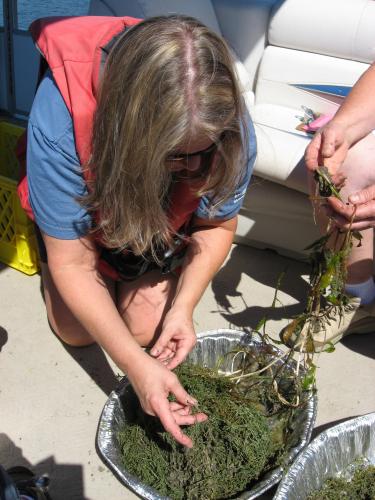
xmin=41 ymin=262 xmax=116 ymax=347
xmin=42 ymin=257 xmax=176 ymax=348
xmin=338 ymin=134 xmax=375 ymax=283
xmin=116 ymin=270 xmax=178 ymax=348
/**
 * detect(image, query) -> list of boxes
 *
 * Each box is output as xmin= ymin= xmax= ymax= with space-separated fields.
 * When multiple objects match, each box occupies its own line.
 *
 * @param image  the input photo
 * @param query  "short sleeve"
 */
xmin=195 ymin=115 xmax=257 ymax=220
xmin=27 ymin=71 xmax=92 ymax=239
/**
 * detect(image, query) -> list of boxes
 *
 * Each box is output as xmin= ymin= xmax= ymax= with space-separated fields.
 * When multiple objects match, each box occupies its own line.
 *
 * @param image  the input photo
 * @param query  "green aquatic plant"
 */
xmin=307 ymin=463 xmax=375 ymax=500
xmin=281 ymin=167 xmax=361 ymax=350
xmin=118 ymin=361 xmax=296 ymax=500
xmin=234 ymin=167 xmax=361 ymax=411
xmin=276 ymin=167 xmax=362 ymax=396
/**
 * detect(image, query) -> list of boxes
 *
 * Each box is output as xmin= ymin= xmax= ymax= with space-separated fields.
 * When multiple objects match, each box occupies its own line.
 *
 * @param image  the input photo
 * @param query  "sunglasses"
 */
xmin=167 ymin=141 xmax=219 ymax=181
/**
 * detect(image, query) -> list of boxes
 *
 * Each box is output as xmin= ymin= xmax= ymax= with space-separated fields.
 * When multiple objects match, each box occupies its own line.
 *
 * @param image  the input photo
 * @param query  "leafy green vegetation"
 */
xmin=277 ymin=167 xmax=362 ymax=395
xmin=307 ymin=464 xmax=375 ymax=500
xmin=118 ymin=359 xmax=299 ymax=499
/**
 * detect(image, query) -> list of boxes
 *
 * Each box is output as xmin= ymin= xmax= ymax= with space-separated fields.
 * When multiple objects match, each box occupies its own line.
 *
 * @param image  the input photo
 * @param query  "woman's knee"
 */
xmin=120 ymin=301 xmax=164 ymax=346
xmin=129 ymin=320 xmax=162 ymax=348
xmin=47 ymin=315 xmax=95 ymax=347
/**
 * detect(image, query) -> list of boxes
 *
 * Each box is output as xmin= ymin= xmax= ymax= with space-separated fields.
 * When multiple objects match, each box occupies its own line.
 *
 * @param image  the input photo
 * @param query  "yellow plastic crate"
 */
xmin=0 ymin=121 xmax=40 ymax=275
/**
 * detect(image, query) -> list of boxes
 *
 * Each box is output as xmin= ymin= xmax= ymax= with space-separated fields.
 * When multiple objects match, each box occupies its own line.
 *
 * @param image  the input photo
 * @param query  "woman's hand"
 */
xmin=126 ymin=351 xmax=207 ymax=448
xmin=305 ymin=121 xmax=351 ymax=179
xmin=150 ymin=306 xmax=197 ymax=370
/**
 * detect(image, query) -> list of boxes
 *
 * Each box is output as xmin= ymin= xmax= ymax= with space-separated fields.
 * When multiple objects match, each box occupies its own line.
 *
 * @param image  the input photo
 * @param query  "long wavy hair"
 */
xmin=84 ymin=15 xmax=249 ymax=256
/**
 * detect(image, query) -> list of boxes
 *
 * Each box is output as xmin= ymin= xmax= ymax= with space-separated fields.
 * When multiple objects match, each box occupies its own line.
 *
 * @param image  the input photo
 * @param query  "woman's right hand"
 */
xmin=126 ymin=352 xmax=207 ymax=448
xmin=305 ymin=121 xmax=351 ymax=178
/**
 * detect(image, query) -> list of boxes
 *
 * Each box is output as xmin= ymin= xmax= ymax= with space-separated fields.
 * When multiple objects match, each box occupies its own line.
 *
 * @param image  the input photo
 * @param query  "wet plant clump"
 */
xmin=118 ymin=360 xmax=295 ymax=499
xmin=281 ymin=167 xmax=362 ymax=354
xmin=274 ymin=167 xmax=363 ymax=398
xmin=307 ymin=464 xmax=375 ymax=500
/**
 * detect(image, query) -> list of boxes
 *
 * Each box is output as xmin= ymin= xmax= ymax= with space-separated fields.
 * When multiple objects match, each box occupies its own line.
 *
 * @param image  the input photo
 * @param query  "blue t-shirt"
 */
xmin=27 ymin=71 xmax=256 ymax=239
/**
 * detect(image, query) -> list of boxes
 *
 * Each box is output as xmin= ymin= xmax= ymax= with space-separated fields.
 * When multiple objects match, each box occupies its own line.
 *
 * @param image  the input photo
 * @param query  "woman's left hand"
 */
xmin=150 ymin=306 xmax=197 ymax=370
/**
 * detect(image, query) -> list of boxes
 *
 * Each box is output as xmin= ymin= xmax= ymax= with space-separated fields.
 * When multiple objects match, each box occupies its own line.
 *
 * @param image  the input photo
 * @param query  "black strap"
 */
xmin=100 ymin=233 xmax=188 ymax=281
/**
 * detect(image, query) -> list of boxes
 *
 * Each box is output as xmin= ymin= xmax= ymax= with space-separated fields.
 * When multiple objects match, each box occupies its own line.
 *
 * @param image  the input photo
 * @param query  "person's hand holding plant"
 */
xmin=305 ymin=118 xmax=375 ymax=231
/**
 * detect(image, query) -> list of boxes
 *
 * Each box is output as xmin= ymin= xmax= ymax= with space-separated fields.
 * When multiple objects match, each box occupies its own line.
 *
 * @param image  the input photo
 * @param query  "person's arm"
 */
xmin=331 ymin=62 xmax=375 ymax=144
xmin=150 ymin=215 xmax=237 ymax=369
xmin=43 ymin=232 xmax=207 ymax=447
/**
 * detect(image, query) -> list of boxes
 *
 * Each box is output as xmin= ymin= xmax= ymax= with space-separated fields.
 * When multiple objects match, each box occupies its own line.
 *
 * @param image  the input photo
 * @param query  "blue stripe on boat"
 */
xmin=292 ymin=84 xmax=352 ymax=97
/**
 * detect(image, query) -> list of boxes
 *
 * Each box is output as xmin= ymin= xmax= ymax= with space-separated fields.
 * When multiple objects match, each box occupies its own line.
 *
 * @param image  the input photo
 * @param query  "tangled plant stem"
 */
xmin=277 ymin=167 xmax=362 ymax=400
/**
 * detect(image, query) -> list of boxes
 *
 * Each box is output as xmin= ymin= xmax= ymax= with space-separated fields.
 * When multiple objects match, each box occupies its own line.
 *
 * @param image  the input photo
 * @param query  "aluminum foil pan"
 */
xmin=274 ymin=412 xmax=375 ymax=499
xmin=97 ymin=329 xmax=317 ymax=499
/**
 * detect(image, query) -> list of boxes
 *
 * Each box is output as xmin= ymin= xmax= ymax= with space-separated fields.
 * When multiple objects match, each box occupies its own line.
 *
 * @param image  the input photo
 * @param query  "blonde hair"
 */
xmin=84 ymin=15 xmax=249 ymax=256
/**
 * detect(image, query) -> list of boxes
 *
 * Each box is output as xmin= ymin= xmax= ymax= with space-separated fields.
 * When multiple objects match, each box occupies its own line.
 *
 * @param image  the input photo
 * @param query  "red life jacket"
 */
xmin=17 ymin=16 xmax=201 ymax=279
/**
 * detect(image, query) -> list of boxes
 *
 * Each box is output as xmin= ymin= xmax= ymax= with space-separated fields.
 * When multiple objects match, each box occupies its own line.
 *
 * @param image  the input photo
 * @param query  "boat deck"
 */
xmin=1 ymin=243 xmax=374 ymax=499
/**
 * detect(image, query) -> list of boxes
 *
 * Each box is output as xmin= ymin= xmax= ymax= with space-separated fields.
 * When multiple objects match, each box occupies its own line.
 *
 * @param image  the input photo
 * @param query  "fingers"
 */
xmin=169 ymin=330 xmax=197 ymax=370
xmin=326 ymin=197 xmax=375 ymax=231
xmin=328 ymin=196 xmax=375 ymax=221
xmin=152 ymin=343 xmax=190 ymax=370
xmin=151 ymin=325 xmax=196 ymax=370
xmin=327 ymin=197 xmax=356 ymax=220
xmin=170 ymin=378 xmax=197 ymax=407
xmin=305 ymin=113 xmax=334 ymax=132
xmin=328 ymin=213 xmax=354 ymax=229
xmin=173 ymin=411 xmax=208 ymax=427
xmin=166 ymin=335 xmax=196 ymax=369
xmin=349 ymin=185 xmax=375 ymax=206
xmin=320 ymin=127 xmax=338 ymax=158
xmin=330 ymin=171 xmax=346 ymax=188
xmin=169 ymin=401 xmax=192 ymax=414
xmin=169 ymin=401 xmax=208 ymax=425
xmin=150 ymin=334 xmax=173 ymax=358
xmin=305 ymin=126 xmax=347 ymax=175
xmin=156 ymin=346 xmax=175 ymax=362
xmin=353 ymin=201 xmax=375 ymax=223
xmin=332 ymin=218 xmax=374 ymax=232
xmin=166 ymin=348 xmax=189 ymax=370
xmin=137 ymin=360 xmax=207 ymax=448
xmin=154 ymin=380 xmax=199 ymax=448
xmin=305 ymin=133 xmax=322 ymax=171
xmin=153 ymin=400 xmax=207 ymax=448
xmin=155 ymin=399 xmax=194 ymax=448
xmin=151 ymin=341 xmax=176 ymax=367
